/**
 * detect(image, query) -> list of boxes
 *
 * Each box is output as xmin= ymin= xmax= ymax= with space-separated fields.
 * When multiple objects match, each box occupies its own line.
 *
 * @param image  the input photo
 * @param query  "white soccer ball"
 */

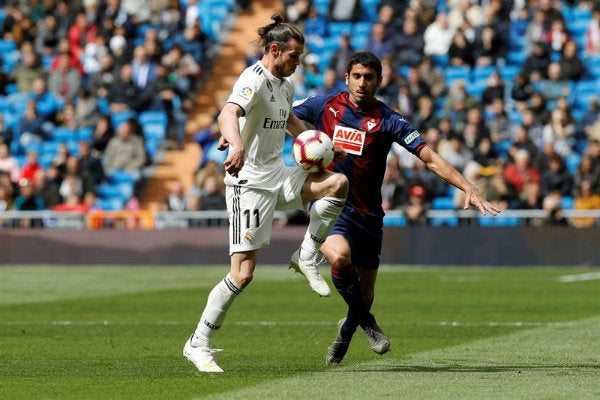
xmin=292 ymin=129 xmax=334 ymax=173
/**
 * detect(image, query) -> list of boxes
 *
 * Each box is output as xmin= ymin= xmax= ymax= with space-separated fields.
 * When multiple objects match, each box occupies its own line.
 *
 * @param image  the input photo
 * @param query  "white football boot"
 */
xmin=289 ymin=249 xmax=331 ymax=297
xmin=183 ymin=336 xmax=224 ymax=373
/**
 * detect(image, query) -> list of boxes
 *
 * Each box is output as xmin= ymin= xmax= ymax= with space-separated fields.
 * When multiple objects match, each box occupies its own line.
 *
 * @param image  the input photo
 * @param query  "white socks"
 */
xmin=298 ymin=197 xmax=345 ymax=261
xmin=192 ymin=273 xmax=242 ymax=348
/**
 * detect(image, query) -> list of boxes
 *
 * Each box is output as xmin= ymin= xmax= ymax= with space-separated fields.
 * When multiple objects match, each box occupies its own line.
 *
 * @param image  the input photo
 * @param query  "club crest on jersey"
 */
xmin=332 ymin=125 xmax=366 ymax=156
xmin=367 ymin=119 xmax=377 ymax=131
xmin=239 ymin=86 xmax=253 ymax=99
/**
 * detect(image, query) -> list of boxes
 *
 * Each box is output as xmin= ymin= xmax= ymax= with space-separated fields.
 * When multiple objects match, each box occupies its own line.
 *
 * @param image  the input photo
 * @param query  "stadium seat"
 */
xmin=95 ymin=197 xmax=124 ymax=211
xmin=143 ymin=123 xmax=167 ymax=141
xmin=472 ymin=65 xmax=497 ymax=82
xmin=432 ymin=196 xmax=456 ymax=210
xmin=139 ymin=110 xmax=168 ymax=127
xmin=328 ymin=22 xmax=353 ymax=37
xmin=444 ymin=66 xmax=471 ymax=85
xmin=565 ymin=153 xmax=581 ymax=175
xmin=111 ymin=110 xmax=137 ymax=129
xmin=383 ymin=215 xmax=406 ymax=227
xmin=107 ymin=170 xmax=136 ymax=184
xmin=78 ymin=126 xmax=93 ymax=141
xmin=50 ymin=127 xmax=77 ymax=142
xmin=352 ymin=22 xmax=373 ymax=37
xmin=560 ymin=196 xmax=574 ymax=210
xmin=506 ymin=49 xmax=527 ymax=65
xmin=429 ymin=216 xmax=459 ymax=227
xmin=478 ymin=215 xmax=520 ymax=227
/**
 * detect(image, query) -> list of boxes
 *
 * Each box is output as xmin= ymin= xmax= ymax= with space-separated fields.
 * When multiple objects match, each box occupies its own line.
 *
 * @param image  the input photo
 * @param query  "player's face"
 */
xmin=346 ymin=64 xmax=381 ymax=107
xmin=273 ymin=39 xmax=304 ymax=78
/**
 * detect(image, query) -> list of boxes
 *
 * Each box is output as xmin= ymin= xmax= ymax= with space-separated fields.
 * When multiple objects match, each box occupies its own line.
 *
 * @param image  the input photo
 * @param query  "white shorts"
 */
xmin=226 ymin=166 xmax=308 ymax=254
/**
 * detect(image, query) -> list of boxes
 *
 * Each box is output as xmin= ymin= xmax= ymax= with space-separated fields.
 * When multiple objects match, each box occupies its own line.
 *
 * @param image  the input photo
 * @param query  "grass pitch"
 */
xmin=1 ymin=265 xmax=599 ymax=399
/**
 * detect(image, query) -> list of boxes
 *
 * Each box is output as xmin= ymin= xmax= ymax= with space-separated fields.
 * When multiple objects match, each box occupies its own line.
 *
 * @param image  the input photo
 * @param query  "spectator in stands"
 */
xmin=365 ymin=22 xmax=393 ymax=60
xmin=131 ymin=45 xmax=156 ymax=91
xmin=540 ymin=152 xmax=573 ymax=197
xmin=18 ymin=99 xmax=45 ymax=149
xmin=141 ymin=63 xmax=188 ymax=149
xmin=404 ymin=185 xmax=429 ymax=226
xmin=0 ymin=142 xmax=19 ymax=184
xmin=107 ymin=64 xmax=142 ymax=112
xmin=558 ymin=39 xmax=584 ymax=82
xmin=103 ymin=119 xmax=146 ymax=177
xmin=544 ymin=18 xmax=570 ymax=55
xmin=412 ymin=95 xmax=437 ymax=133
xmin=78 ymin=140 xmax=105 ymax=186
xmin=392 ymin=16 xmax=424 ymax=68
xmin=316 ymin=67 xmax=345 ymax=95
xmin=161 ymin=44 xmax=201 ymax=95
xmin=327 ymin=33 xmax=355 ymax=84
xmin=0 ymin=114 xmax=14 ymax=146
xmin=91 ymin=114 xmax=115 ymax=155
xmin=404 ymin=66 xmax=431 ymax=103
xmin=284 ymin=0 xmax=311 ymax=25
xmin=474 ymin=24 xmax=505 ymax=67
xmin=58 ymin=172 xmax=84 ymax=202
xmin=540 ymin=193 xmax=569 ymax=226
xmin=328 ymin=0 xmax=362 ymax=23
xmin=0 ymin=185 xmax=10 ymax=212
xmin=572 ymin=177 xmax=600 ymax=227
xmin=528 ymin=91 xmax=552 ymax=127
xmin=511 ymin=124 xmax=540 ymax=163
xmin=447 ymin=0 xmax=484 ymax=32
xmin=199 ymin=174 xmax=226 ymax=211
xmin=511 ymin=73 xmax=534 ymax=110
xmin=11 ymin=44 xmax=45 ymax=92
xmin=473 ymin=137 xmax=497 ymax=168
xmin=423 ymin=12 xmax=455 ymax=58
xmin=417 ymin=55 xmax=446 ymax=98
xmin=32 ymin=167 xmax=61 ymax=210
xmin=101 ymin=0 xmax=135 ymax=39
xmin=486 ymin=97 xmax=513 ymax=145
xmin=67 ymin=12 xmax=98 ymax=60
xmin=13 ymin=178 xmax=45 ymax=227
xmin=172 ymin=24 xmax=207 ymax=67
xmin=165 ymin=180 xmax=187 ymax=211
xmin=409 ymin=158 xmax=449 ymax=199
xmin=35 ymin=14 xmax=60 ymax=57
xmin=585 ymin=7 xmax=600 ymax=55
xmin=375 ymin=57 xmax=401 ymax=108
xmin=87 ymin=52 xmax=115 ymax=99
xmin=522 ymin=41 xmax=551 ymax=82
xmin=439 ymin=134 xmax=473 ymax=172
xmin=108 ymin=34 xmax=130 ymax=71
xmin=537 ymin=63 xmax=571 ymax=102
xmin=504 ymin=148 xmax=541 ymax=196
xmin=481 ymin=71 xmax=505 ymax=110
xmin=572 ymin=154 xmax=600 ymax=196
xmin=542 ymin=107 xmax=576 ymax=157
xmin=47 ymin=51 xmax=82 ymax=102
xmin=448 ymin=28 xmax=475 ymax=67
xmin=381 ymin=158 xmax=407 ymax=211
xmin=82 ymin=32 xmax=110 ymax=75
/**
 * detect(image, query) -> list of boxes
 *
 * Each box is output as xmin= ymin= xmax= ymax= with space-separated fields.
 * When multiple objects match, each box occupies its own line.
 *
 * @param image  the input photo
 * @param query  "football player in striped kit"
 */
xmin=293 ymin=52 xmax=500 ymax=365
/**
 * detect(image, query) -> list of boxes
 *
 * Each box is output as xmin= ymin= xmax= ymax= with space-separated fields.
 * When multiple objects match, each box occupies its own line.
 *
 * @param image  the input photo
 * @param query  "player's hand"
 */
xmin=463 ymin=185 xmax=502 ymax=216
xmin=223 ymin=146 xmax=245 ymax=177
xmin=217 ymin=136 xmax=229 ymax=150
xmin=332 ymin=146 xmax=347 ymax=163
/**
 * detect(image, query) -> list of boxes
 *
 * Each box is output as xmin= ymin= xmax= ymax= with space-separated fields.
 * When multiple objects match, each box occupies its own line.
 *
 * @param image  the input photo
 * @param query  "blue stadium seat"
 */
xmin=429 ymin=216 xmax=459 ymax=227
xmin=139 ymin=110 xmax=168 ymax=127
xmin=313 ymin=0 xmax=330 ymax=16
xmin=78 ymin=126 xmax=93 ymax=141
xmin=95 ymin=197 xmax=125 ymax=211
xmin=143 ymin=123 xmax=166 ymax=141
xmin=107 ymin=170 xmax=136 ymax=184
xmin=499 ymin=65 xmax=520 ymax=81
xmin=478 ymin=215 xmax=520 ymax=227
xmin=565 ymin=153 xmax=581 ymax=175
xmin=352 ymin=22 xmax=373 ymax=37
xmin=444 ymin=66 xmax=471 ymax=85
xmin=506 ymin=49 xmax=527 ymax=65
xmin=328 ymin=22 xmax=353 ymax=37
xmin=432 ymin=196 xmax=456 ymax=210
xmin=50 ymin=127 xmax=77 ymax=142
xmin=472 ymin=65 xmax=497 ymax=81
xmin=383 ymin=215 xmax=406 ymax=227
xmin=111 ymin=110 xmax=137 ymax=129
xmin=560 ymin=196 xmax=574 ymax=210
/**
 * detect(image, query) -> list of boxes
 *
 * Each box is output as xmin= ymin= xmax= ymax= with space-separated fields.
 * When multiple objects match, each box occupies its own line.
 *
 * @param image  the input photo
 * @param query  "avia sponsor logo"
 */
xmin=404 ymin=130 xmax=420 ymax=145
xmin=309 ymin=234 xmax=325 ymax=244
xmin=262 ymin=117 xmax=287 ymax=129
xmin=332 ymin=125 xmax=366 ymax=156
xmin=204 ymin=320 xmax=221 ymax=330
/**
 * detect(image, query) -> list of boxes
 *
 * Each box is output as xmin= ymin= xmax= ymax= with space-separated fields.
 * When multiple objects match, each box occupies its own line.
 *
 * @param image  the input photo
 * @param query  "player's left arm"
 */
xmin=417 ymin=145 xmax=501 ymax=216
xmin=286 ymin=112 xmax=308 ymax=138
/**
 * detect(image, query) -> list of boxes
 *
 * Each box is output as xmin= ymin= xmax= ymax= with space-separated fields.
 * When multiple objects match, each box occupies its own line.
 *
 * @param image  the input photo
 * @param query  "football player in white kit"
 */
xmin=183 ymin=14 xmax=349 ymax=372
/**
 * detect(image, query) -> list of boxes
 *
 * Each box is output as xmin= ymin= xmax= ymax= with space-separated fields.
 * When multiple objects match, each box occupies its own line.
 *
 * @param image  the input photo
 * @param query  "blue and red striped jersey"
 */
xmin=293 ymin=92 xmax=426 ymax=219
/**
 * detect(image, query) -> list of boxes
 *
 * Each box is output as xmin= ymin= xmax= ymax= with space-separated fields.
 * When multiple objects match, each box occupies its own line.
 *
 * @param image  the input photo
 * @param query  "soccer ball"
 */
xmin=292 ymin=130 xmax=334 ymax=172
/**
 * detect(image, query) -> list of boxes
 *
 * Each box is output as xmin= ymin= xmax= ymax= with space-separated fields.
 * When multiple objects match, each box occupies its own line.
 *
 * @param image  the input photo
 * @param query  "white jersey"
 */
xmin=224 ymin=61 xmax=295 ymax=192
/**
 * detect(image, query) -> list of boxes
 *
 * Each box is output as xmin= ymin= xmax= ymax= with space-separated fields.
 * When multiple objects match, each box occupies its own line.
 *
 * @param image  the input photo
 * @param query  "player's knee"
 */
xmin=233 ymin=271 xmax=254 ymax=287
xmin=362 ymin=289 xmax=374 ymax=303
xmin=328 ymin=172 xmax=348 ymax=198
xmin=329 ymin=252 xmax=352 ymax=271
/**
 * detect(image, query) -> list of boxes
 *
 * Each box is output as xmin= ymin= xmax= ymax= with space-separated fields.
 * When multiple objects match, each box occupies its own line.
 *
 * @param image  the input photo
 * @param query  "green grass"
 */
xmin=1 ymin=265 xmax=599 ymax=399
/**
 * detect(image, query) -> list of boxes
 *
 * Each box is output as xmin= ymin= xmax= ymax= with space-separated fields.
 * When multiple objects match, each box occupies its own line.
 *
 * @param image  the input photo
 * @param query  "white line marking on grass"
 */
xmin=438 ymin=321 xmax=574 ymax=327
xmin=557 ymin=271 xmax=600 ymax=283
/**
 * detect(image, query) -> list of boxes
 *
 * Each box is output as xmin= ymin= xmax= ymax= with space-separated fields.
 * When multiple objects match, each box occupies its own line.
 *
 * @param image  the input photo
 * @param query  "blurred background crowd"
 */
xmin=0 ymin=0 xmax=599 ymax=228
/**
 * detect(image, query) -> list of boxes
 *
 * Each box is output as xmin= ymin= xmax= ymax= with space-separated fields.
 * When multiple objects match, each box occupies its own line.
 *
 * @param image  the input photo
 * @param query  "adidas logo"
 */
xmin=270 ymin=95 xmax=276 ymax=102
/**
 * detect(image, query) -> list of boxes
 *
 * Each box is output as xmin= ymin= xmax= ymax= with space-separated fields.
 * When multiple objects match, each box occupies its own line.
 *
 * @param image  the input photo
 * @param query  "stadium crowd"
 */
xmin=0 ymin=0 xmax=599 ymax=228
xmin=275 ymin=0 xmax=600 ymax=227
xmin=0 ymin=0 xmax=220 ymax=220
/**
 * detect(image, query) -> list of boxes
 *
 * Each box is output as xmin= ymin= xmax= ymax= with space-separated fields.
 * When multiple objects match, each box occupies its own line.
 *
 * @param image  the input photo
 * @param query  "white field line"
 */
xmin=557 ymin=271 xmax=600 ymax=283
xmin=0 ymin=320 xmax=575 ymax=327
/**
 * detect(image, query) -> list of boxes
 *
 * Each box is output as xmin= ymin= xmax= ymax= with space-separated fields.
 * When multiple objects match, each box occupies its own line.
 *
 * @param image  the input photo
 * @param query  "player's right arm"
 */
xmin=217 ymin=102 xmax=246 ymax=177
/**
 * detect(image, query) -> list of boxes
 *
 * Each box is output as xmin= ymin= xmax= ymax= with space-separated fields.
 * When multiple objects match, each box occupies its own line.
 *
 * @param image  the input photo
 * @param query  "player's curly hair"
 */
xmin=257 ymin=14 xmax=304 ymax=52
